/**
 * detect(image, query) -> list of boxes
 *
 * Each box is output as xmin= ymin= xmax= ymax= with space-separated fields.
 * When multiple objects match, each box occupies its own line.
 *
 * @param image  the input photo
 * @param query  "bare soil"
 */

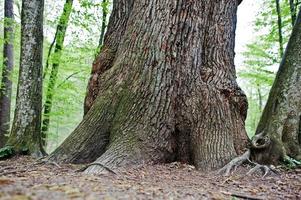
xmin=0 ymin=156 xmax=300 ymax=200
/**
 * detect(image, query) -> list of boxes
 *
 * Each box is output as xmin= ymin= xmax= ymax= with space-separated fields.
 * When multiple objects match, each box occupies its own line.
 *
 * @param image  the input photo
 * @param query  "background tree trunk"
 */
xmin=275 ymin=0 xmax=284 ymax=57
xmin=253 ymin=9 xmax=301 ymax=164
xmin=289 ymin=0 xmax=297 ymax=25
xmin=50 ymin=0 xmax=248 ymax=173
xmin=7 ymin=0 xmax=45 ymax=157
xmin=96 ymin=0 xmax=109 ymax=52
xmin=0 ymin=0 xmax=14 ymax=148
xmin=41 ymin=0 xmax=73 ymax=148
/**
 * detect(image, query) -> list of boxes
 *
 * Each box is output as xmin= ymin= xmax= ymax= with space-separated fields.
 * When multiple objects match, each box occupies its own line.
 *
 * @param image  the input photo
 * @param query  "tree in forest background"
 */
xmin=0 ymin=0 xmax=14 ymax=148
xmin=42 ymin=0 xmax=74 ymax=147
xmin=6 ymin=0 xmax=45 ymax=156
xmin=0 ymin=0 xmax=111 ymax=153
xmin=240 ymin=0 xmax=296 ymax=136
xmin=220 ymin=8 xmax=301 ymax=175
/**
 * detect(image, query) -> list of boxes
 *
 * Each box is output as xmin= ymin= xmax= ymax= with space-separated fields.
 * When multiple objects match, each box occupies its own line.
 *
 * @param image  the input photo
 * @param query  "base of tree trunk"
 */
xmin=49 ymin=0 xmax=250 ymax=173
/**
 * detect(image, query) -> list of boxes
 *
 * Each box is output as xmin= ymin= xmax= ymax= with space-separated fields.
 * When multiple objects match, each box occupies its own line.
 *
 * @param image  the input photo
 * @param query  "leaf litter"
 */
xmin=0 ymin=156 xmax=300 ymax=199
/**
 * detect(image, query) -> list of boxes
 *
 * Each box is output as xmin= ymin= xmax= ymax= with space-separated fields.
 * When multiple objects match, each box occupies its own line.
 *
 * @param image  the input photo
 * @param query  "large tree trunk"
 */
xmin=50 ymin=0 xmax=248 ymax=173
xmin=7 ymin=0 xmax=45 ymax=157
xmin=41 ymin=0 xmax=73 ymax=148
xmin=0 ymin=0 xmax=14 ymax=148
xmin=252 ymin=9 xmax=301 ymax=164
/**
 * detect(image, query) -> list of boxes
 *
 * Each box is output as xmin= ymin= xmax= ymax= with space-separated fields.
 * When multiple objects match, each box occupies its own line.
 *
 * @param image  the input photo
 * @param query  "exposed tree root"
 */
xmin=218 ymin=150 xmax=278 ymax=177
xmin=218 ymin=131 xmax=284 ymax=177
xmin=218 ymin=150 xmax=251 ymax=176
xmin=247 ymin=163 xmax=277 ymax=177
xmin=35 ymin=159 xmax=61 ymax=168
xmin=76 ymin=162 xmax=117 ymax=175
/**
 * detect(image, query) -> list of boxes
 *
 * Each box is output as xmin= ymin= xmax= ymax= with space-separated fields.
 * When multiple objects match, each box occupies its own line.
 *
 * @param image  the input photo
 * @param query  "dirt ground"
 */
xmin=0 ymin=156 xmax=300 ymax=200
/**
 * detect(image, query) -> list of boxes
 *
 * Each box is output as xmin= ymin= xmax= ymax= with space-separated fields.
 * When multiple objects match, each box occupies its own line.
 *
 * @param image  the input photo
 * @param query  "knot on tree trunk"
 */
xmin=220 ymin=86 xmax=248 ymax=120
xmin=251 ymin=131 xmax=271 ymax=149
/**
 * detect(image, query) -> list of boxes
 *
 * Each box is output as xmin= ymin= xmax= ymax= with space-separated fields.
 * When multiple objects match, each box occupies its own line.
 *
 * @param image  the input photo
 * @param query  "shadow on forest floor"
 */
xmin=0 ymin=156 xmax=300 ymax=199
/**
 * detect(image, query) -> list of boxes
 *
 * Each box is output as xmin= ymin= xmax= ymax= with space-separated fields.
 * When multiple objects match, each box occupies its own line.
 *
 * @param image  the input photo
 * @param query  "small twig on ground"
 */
xmin=0 ymin=157 xmax=61 ymax=176
xmin=76 ymin=162 xmax=117 ymax=175
xmin=0 ymin=166 xmax=14 ymax=173
xmin=230 ymin=192 xmax=264 ymax=200
xmin=0 ymin=169 xmax=29 ymax=176
xmin=34 ymin=160 xmax=61 ymax=168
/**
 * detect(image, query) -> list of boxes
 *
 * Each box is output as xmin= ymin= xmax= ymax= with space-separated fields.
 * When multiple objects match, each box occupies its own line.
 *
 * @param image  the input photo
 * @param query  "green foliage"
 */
xmin=42 ymin=0 xmax=111 ymax=153
xmin=0 ymin=146 xmax=14 ymax=159
xmin=283 ymin=156 xmax=301 ymax=169
xmin=0 ymin=0 xmax=111 ymax=153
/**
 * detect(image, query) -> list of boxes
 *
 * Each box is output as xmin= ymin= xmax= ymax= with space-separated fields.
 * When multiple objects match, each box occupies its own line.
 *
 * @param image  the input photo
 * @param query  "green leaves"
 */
xmin=0 ymin=146 xmax=14 ymax=159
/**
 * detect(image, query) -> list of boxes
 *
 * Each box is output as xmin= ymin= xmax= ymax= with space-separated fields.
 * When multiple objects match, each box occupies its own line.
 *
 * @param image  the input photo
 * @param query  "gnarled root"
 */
xmin=35 ymin=157 xmax=61 ymax=168
xmin=76 ymin=162 xmax=117 ymax=175
xmin=218 ymin=149 xmax=251 ymax=176
xmin=247 ymin=163 xmax=277 ymax=177
xmin=218 ymin=149 xmax=278 ymax=177
xmin=218 ymin=131 xmax=276 ymax=176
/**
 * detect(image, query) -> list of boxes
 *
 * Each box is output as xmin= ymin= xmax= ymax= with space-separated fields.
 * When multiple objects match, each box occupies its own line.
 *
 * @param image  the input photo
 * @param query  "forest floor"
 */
xmin=0 ymin=156 xmax=300 ymax=200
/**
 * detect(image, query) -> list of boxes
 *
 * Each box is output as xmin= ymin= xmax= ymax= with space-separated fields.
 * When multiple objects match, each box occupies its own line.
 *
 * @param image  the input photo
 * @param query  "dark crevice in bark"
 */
xmin=172 ymin=126 xmax=192 ymax=164
xmin=299 ymin=115 xmax=301 ymax=145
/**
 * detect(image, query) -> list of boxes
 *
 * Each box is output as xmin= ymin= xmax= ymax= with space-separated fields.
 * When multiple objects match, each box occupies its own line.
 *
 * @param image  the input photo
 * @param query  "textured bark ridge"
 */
xmin=252 ymin=10 xmax=301 ymax=164
xmin=50 ymin=0 xmax=248 ymax=172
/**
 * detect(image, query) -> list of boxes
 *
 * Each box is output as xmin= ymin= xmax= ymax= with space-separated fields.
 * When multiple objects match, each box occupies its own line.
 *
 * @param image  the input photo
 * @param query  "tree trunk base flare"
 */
xmin=217 ymin=146 xmax=279 ymax=178
xmin=242 ymin=9 xmax=301 ymax=169
xmin=218 ymin=131 xmax=301 ymax=177
xmin=49 ymin=0 xmax=250 ymax=174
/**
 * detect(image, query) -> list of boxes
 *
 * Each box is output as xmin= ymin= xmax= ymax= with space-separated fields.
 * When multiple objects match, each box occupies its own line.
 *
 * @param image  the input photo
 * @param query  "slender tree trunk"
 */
xmin=50 ymin=0 xmax=248 ymax=173
xmin=253 ymin=9 xmax=301 ymax=164
xmin=41 ymin=0 xmax=73 ymax=147
xmin=0 ymin=0 xmax=14 ymax=148
xmin=97 ymin=0 xmax=109 ymax=51
xmin=256 ymin=84 xmax=263 ymax=112
xmin=275 ymin=0 xmax=284 ymax=58
xmin=7 ymin=0 xmax=45 ymax=157
xmin=289 ymin=0 xmax=297 ymax=25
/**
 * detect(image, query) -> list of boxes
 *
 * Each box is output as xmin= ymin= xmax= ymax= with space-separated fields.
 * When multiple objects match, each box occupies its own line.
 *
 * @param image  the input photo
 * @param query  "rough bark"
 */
xmin=252 ymin=9 xmax=301 ymax=164
xmin=275 ymin=0 xmax=284 ymax=58
xmin=41 ymin=0 xmax=73 ymax=147
xmin=0 ymin=0 xmax=14 ymax=148
xmin=7 ymin=0 xmax=45 ymax=157
xmin=51 ymin=0 xmax=248 ymax=173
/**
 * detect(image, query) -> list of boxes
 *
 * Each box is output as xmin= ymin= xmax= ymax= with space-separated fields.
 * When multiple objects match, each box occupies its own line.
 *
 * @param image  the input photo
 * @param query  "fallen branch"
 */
xmin=222 ymin=191 xmax=264 ymax=200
